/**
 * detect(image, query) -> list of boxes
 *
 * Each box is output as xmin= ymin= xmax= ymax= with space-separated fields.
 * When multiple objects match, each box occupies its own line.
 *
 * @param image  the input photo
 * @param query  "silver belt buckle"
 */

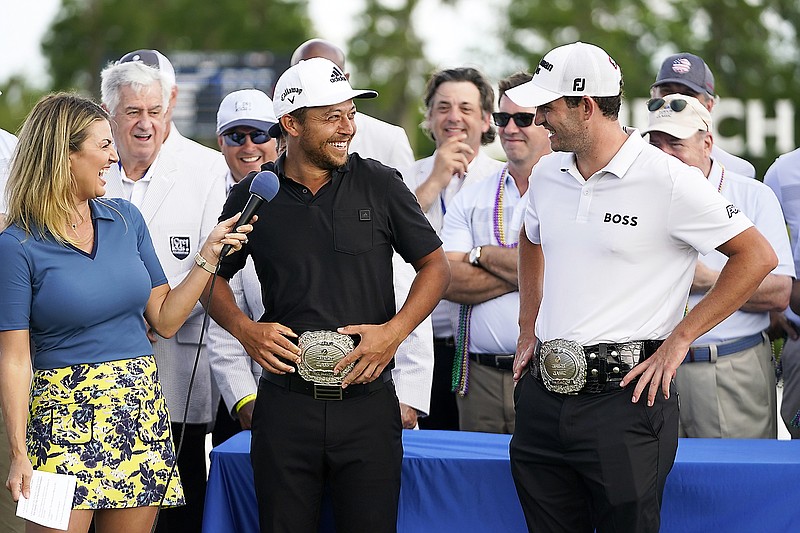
xmin=297 ymin=331 xmax=355 ymax=386
xmin=539 ymin=339 xmax=587 ymax=394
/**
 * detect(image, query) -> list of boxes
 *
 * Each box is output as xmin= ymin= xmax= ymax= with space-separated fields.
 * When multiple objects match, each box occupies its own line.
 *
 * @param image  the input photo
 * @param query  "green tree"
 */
xmin=501 ymin=0 xmax=800 ymax=177
xmin=42 ymin=0 xmax=314 ymax=95
xmin=347 ymin=0 xmax=436 ymax=157
xmin=0 ymin=77 xmax=50 ymax=135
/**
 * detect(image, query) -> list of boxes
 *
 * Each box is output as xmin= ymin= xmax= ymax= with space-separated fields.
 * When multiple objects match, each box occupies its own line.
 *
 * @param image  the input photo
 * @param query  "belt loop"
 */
xmin=709 ymin=344 xmax=718 ymax=364
xmin=598 ymin=343 xmax=608 ymax=384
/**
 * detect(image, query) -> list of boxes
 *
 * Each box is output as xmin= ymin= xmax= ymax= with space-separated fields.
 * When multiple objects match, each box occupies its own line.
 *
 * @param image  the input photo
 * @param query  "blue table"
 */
xmin=203 ymin=430 xmax=800 ymax=533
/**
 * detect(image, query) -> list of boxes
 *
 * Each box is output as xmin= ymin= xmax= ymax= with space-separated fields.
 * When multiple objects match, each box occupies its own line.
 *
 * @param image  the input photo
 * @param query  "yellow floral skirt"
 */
xmin=27 ymin=355 xmax=185 ymax=509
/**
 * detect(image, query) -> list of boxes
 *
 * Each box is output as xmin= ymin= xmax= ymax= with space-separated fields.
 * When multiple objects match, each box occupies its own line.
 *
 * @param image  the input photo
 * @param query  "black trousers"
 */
xmin=510 ymin=372 xmax=679 ymax=533
xmin=251 ymin=377 xmax=403 ymax=533
xmin=212 ymin=398 xmax=241 ymax=447
xmin=155 ymin=422 xmax=208 ymax=533
xmin=418 ymin=337 xmax=460 ymax=430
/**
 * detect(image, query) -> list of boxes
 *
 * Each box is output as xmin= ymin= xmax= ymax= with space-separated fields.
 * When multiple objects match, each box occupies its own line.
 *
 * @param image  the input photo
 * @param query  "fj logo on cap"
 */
xmin=330 ymin=66 xmax=347 ymax=83
xmin=170 ymin=236 xmax=191 ymax=260
xmin=234 ymin=101 xmax=252 ymax=112
xmin=573 ymin=78 xmax=585 ymax=91
xmin=280 ymin=87 xmax=303 ymax=103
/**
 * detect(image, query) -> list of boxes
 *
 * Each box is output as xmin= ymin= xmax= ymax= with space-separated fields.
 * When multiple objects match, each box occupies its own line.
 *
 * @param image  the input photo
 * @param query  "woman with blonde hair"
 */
xmin=0 ymin=92 xmax=250 ymax=533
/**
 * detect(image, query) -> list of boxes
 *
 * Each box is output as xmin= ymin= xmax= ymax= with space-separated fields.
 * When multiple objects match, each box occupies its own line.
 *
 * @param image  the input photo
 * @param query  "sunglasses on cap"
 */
xmin=646 ymin=98 xmax=689 ymax=113
xmin=492 ymin=112 xmax=535 ymax=128
xmin=222 ymin=130 xmax=270 ymax=147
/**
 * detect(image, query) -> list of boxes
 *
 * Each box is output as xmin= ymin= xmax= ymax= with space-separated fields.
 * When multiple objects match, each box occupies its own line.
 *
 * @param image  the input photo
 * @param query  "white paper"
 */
xmin=16 ymin=470 xmax=76 ymax=530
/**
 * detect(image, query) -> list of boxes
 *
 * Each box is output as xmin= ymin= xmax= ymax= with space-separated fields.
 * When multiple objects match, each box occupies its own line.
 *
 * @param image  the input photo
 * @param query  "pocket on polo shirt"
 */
xmin=333 ymin=208 xmax=374 ymax=255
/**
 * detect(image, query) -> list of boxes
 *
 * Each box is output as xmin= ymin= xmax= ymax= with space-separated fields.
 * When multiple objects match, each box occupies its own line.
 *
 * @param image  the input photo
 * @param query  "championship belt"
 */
xmin=539 ymin=339 xmax=587 ymax=394
xmin=297 ymin=331 xmax=355 ymax=386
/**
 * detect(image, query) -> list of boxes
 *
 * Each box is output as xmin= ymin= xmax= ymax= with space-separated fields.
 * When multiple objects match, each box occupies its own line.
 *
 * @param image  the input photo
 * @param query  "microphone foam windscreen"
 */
xmin=250 ymin=171 xmax=280 ymax=202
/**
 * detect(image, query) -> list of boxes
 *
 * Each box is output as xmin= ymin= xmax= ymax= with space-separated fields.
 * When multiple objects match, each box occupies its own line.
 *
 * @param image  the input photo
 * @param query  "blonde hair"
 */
xmin=4 ymin=92 xmax=109 ymax=245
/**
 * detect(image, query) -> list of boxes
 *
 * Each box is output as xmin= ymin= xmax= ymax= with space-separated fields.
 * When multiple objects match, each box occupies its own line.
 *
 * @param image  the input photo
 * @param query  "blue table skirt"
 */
xmin=203 ymin=430 xmax=800 ymax=533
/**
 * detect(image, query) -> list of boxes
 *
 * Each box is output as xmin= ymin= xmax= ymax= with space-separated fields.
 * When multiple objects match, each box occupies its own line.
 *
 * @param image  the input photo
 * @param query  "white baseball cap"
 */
xmin=272 ymin=57 xmax=377 ymax=119
xmin=118 ymin=49 xmax=177 ymax=88
xmin=216 ymin=89 xmax=278 ymax=135
xmin=642 ymin=94 xmax=712 ymax=139
xmin=506 ymin=42 xmax=622 ymax=108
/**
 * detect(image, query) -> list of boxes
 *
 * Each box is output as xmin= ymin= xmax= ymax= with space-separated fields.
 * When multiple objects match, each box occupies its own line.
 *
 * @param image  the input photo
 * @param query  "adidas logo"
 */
xmin=330 ymin=66 xmax=347 ymax=84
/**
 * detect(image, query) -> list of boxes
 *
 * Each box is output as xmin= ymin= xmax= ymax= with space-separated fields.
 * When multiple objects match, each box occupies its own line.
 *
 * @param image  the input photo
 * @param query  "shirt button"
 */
xmin=583 ymin=189 xmax=590 ymax=196
xmin=303 ymin=188 xmax=308 ymax=194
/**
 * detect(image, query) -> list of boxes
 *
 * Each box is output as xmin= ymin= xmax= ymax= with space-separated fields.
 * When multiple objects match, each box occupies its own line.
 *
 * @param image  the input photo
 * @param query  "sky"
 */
xmin=0 ymin=0 xmax=508 ymax=88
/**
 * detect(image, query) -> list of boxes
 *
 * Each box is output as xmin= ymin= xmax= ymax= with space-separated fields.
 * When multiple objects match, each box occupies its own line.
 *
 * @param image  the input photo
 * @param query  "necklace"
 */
xmin=493 ymin=165 xmax=519 ymax=248
xmin=716 ymin=164 xmax=725 ymax=192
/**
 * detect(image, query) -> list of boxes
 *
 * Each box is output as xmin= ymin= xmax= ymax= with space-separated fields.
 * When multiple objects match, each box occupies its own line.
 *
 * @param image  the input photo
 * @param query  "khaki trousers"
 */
xmin=456 ymin=361 xmax=515 ymax=434
xmin=675 ymin=336 xmax=777 ymax=438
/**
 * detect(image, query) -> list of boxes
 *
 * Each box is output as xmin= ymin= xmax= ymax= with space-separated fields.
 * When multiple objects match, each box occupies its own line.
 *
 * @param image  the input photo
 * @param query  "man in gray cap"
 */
xmin=651 ymin=52 xmax=756 ymax=178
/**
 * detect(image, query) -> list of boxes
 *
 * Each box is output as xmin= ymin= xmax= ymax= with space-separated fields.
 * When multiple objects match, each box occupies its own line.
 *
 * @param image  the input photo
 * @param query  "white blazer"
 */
xmin=104 ymin=128 xmax=228 ymax=424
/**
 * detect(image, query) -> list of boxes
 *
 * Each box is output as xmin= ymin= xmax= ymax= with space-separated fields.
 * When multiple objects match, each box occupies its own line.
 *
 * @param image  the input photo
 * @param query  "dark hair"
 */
xmin=277 ymin=107 xmax=309 ymax=137
xmin=422 ymin=67 xmax=496 ymax=145
xmin=563 ymin=91 xmax=624 ymax=119
xmin=497 ymin=72 xmax=533 ymax=104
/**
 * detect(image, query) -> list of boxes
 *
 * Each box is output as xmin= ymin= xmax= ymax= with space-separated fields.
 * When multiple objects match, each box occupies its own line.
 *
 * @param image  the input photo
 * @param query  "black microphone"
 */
xmin=219 ymin=170 xmax=280 ymax=258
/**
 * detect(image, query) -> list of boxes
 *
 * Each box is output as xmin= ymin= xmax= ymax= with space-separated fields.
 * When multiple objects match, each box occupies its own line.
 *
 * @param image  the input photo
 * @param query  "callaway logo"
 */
xmin=330 ymin=66 xmax=347 ymax=83
xmin=726 ymin=204 xmax=740 ymax=218
xmin=280 ymin=87 xmax=303 ymax=104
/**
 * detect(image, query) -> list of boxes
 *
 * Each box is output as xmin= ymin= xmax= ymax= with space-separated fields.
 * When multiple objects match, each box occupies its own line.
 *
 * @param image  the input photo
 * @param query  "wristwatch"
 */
xmin=468 ymin=246 xmax=483 ymax=266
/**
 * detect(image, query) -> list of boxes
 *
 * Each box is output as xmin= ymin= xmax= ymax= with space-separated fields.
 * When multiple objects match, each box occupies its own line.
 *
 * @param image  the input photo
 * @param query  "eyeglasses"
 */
xmin=492 ymin=112 xmax=535 ymax=128
xmin=222 ymin=130 xmax=270 ymax=146
xmin=647 ymin=97 xmax=710 ymax=131
xmin=646 ymin=98 xmax=688 ymax=113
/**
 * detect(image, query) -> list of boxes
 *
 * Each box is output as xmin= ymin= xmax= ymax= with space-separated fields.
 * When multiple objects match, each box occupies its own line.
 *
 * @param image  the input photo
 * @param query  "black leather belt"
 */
xmin=684 ymin=332 xmax=765 ymax=363
xmin=434 ymin=336 xmax=456 ymax=348
xmin=532 ymin=340 xmax=663 ymax=394
xmin=469 ymin=353 xmax=514 ymax=371
xmin=260 ymin=370 xmax=392 ymax=400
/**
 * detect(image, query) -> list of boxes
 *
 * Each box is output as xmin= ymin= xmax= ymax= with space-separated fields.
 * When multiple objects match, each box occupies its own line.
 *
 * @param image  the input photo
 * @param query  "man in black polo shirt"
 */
xmin=204 ymin=57 xmax=450 ymax=533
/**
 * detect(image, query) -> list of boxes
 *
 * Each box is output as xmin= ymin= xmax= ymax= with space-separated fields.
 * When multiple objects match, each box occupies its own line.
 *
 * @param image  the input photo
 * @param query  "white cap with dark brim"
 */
xmin=272 ymin=57 xmax=377 ymax=119
xmin=506 ymin=41 xmax=622 ymax=108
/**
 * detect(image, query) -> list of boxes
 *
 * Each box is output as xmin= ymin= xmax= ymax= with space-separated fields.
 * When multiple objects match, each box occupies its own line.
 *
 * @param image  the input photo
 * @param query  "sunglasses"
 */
xmin=222 ymin=130 xmax=270 ymax=147
xmin=646 ymin=98 xmax=689 ymax=112
xmin=492 ymin=112 xmax=535 ymax=128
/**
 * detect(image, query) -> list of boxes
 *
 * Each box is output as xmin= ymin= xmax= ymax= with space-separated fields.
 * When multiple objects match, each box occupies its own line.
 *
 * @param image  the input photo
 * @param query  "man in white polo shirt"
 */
xmin=508 ymin=42 xmax=776 ymax=533
xmin=645 ymin=94 xmax=793 ymax=439
xmin=440 ymin=72 xmax=550 ymax=433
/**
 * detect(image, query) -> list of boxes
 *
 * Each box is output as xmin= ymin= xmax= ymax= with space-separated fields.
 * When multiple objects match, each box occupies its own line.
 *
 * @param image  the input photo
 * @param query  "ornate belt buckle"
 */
xmin=539 ymin=339 xmax=587 ymax=394
xmin=297 ymin=331 xmax=355 ymax=386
